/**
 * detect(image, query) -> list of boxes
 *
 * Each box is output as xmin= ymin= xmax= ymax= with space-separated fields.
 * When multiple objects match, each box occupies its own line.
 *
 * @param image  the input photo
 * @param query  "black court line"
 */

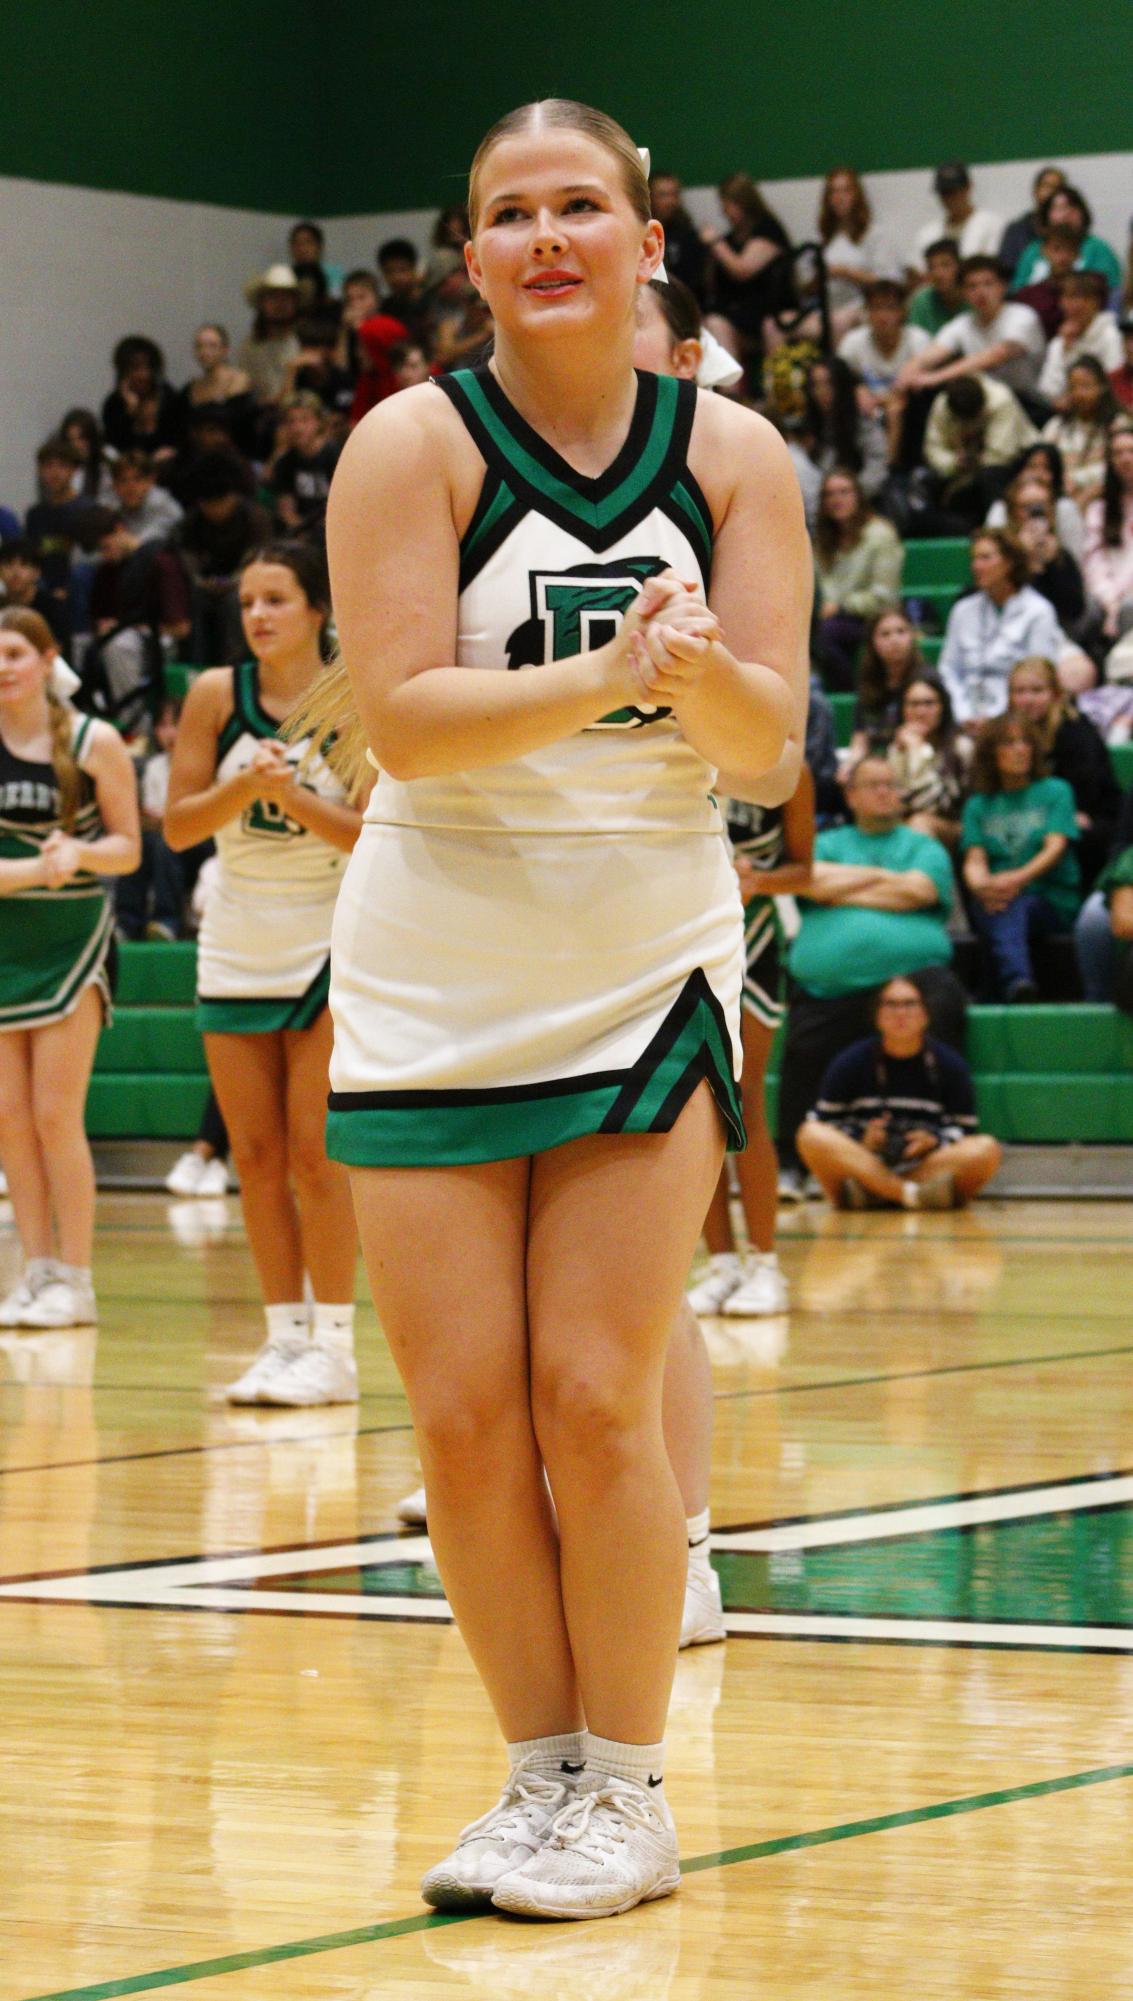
xmin=0 ymin=1419 xmax=415 ymax=1480
xmin=713 ymin=1339 xmax=1133 ymax=1405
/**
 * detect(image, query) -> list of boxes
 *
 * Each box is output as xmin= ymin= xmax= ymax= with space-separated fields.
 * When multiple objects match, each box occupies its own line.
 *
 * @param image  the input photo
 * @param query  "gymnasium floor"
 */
xmin=1 ymin=1193 xmax=1131 ymax=1999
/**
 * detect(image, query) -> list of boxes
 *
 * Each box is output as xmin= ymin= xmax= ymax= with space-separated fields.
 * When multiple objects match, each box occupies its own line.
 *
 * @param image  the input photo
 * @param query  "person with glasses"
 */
xmin=797 ymin=974 xmax=1001 ymax=1209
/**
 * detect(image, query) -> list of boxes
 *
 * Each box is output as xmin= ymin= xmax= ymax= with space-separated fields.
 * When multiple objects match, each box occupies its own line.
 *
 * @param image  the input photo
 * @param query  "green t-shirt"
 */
xmin=961 ymin=776 xmax=1081 ymax=923
xmin=788 ymin=823 xmax=955 ymax=998
xmin=907 ymin=285 xmax=957 ymax=335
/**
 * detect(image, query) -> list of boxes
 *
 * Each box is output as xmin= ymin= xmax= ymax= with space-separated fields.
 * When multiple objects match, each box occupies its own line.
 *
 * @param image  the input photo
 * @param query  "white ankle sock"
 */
xmin=26 ymin=1257 xmax=56 ymax=1286
xmin=707 ymin=1251 xmax=740 ymax=1272
xmin=312 ymin=1302 xmax=355 ymax=1353
xmin=584 ymin=1732 xmax=666 ymax=1797
xmin=686 ymin=1507 xmax=711 ymax=1548
xmin=265 ymin=1302 xmax=308 ymax=1340
xmin=58 ymin=1263 xmax=92 ymax=1289
xmin=506 ymin=1730 xmax=586 ymax=1780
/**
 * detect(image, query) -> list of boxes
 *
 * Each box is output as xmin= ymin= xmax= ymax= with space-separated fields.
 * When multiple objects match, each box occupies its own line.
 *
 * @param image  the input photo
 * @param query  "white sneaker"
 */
xmin=165 ymin=1151 xmax=205 ymax=1196
xmin=397 ymin=1483 xmax=428 ymax=1526
xmin=721 ymin=1253 xmax=788 ymax=1317
xmin=0 ymin=1167 xmax=8 ymax=1196
xmin=260 ymin=1337 xmax=359 ymax=1406
xmin=680 ymin=1550 xmax=726 ymax=1648
xmin=421 ymin=1759 xmax=574 ymax=1911
xmin=493 ymin=1772 xmax=680 ymax=1920
xmin=225 ymin=1330 xmax=311 ymax=1403
xmin=195 ymin=1157 xmax=229 ymax=1197
xmin=0 ymin=1275 xmax=42 ymax=1327
xmin=19 ymin=1277 xmax=97 ymax=1328
xmin=686 ymin=1252 xmax=743 ymax=1316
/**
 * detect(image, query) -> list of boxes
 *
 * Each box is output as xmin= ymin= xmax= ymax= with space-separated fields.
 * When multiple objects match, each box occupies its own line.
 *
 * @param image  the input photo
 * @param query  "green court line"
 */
xmin=26 ymin=1760 xmax=1133 ymax=2001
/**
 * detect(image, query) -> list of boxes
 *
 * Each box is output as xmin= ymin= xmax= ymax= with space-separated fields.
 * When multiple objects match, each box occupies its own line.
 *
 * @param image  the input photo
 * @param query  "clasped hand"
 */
xmin=40 ymin=829 xmax=83 ymax=887
xmin=621 ymin=573 xmax=722 ymax=708
xmin=243 ymin=740 xmax=298 ymax=805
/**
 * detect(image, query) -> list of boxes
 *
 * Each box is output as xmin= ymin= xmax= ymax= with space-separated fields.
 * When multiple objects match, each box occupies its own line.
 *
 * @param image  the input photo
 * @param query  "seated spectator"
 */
xmin=802 ymin=356 xmax=887 ymax=496
xmin=850 ymin=608 xmax=926 ymax=754
xmin=838 ymin=279 xmax=930 ymax=464
xmin=288 ymin=219 xmax=342 ymax=306
xmin=899 ymin=257 xmax=1047 ymax=409
xmin=817 ymin=167 xmax=899 ymax=334
xmin=907 ymin=238 xmax=965 ymax=336
xmin=813 ymin=468 xmax=904 ymax=689
xmin=1110 ymin=315 xmax=1133 ymax=411
xmin=82 ymin=509 xmax=190 ymax=728
xmin=989 ymin=475 xmax=1088 ymax=640
xmin=923 ymin=375 xmax=1037 ymax=529
xmin=377 ymin=239 xmax=429 ymax=340
xmin=776 ymin=755 xmax=964 ymax=1186
xmin=269 ymin=394 xmax=340 ymax=540
xmin=1038 ymin=274 xmax=1123 ymax=407
xmin=60 ymin=408 xmax=116 ymax=503
xmin=423 ymin=252 xmax=492 ymax=370
xmin=805 ymin=673 xmax=840 ymax=819
xmin=1015 ymin=223 xmax=1087 ymax=339
xmin=649 ymin=171 xmax=707 ymax=301
xmin=987 ymin=440 xmax=1085 ymax=558
xmin=0 ymin=503 xmax=19 ymax=543
xmin=798 ymin=974 xmax=1001 ymax=1209
xmin=1082 ymin=421 xmax=1133 ymax=643
xmin=110 ymin=452 xmax=183 ymax=545
xmin=172 ymin=456 xmax=271 ymax=666
xmin=939 ymin=528 xmax=1089 ymax=722
xmin=115 ymin=698 xmax=203 ymax=940
xmin=290 ymin=315 xmax=355 ymax=432
xmin=432 ymin=204 xmax=470 ymax=252
xmin=167 ymin=412 xmax=256 ymax=509
xmin=0 ymin=537 xmax=70 ymax=647
xmin=337 ymin=267 xmax=381 ymax=384
xmin=1007 ymin=656 xmax=1119 ymax=885
xmin=351 ymin=303 xmax=412 ymax=423
xmin=1011 ymin=186 xmax=1122 ymax=296
xmin=180 ymin=325 xmax=257 ymax=459
xmin=1075 ymin=780 xmax=1133 ymax=1000
xmin=1042 ymin=357 xmax=1118 ymax=518
xmin=701 ymin=172 xmax=792 ymax=368
xmin=238 ymin=268 xmax=301 ymax=416
xmin=102 ymin=336 xmax=182 ymax=462
xmin=961 ymin=713 xmax=1081 ymax=999
xmin=908 ymin=163 xmax=1004 ymax=274
xmin=25 ymin=435 xmax=90 ymax=617
xmin=388 ymin=340 xmax=433 ymax=391
xmin=886 ymin=675 xmax=972 ymax=847
xmin=999 ymin=166 xmax=1066 ymax=280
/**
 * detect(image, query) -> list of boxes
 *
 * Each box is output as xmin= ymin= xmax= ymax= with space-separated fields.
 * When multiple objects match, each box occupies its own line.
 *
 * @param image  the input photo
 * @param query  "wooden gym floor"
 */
xmin=1 ymin=1192 xmax=1131 ymax=1999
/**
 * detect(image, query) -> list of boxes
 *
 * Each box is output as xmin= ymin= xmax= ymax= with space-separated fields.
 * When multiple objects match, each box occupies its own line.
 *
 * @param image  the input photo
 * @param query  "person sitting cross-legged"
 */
xmin=798 ymin=975 xmax=1002 ymax=1210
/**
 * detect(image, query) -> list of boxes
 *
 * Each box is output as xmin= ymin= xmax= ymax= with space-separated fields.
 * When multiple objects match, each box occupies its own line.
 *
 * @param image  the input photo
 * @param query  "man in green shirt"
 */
xmin=907 ymin=240 xmax=964 ymax=337
xmin=778 ymin=757 xmax=965 ymax=1181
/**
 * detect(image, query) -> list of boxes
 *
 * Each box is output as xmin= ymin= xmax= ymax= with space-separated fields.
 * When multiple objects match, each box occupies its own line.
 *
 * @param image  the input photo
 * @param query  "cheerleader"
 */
xmin=164 ymin=543 xmax=368 ymax=1404
xmin=0 ymin=608 xmax=140 ymax=1328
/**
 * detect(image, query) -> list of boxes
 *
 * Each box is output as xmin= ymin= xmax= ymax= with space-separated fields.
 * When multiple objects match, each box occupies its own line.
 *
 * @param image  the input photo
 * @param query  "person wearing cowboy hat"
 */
xmin=238 ymin=265 xmax=302 ymax=411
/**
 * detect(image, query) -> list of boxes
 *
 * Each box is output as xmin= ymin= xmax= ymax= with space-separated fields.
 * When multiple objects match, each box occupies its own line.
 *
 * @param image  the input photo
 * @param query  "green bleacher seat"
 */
xmin=967 ymin=1004 xmax=1133 ymax=1075
xmin=87 ymin=1074 xmax=211 ymax=1138
xmin=96 ymin=1009 xmax=205 ymax=1075
xmin=1111 ymin=742 xmax=1133 ymax=793
xmin=114 ymin=940 xmax=197 ymax=1006
xmin=902 ymin=538 xmax=972 ymax=588
xmin=829 ymin=692 xmax=853 ymax=747
xmin=164 ymin=664 xmax=201 ymax=704
xmin=921 ymin=635 xmax=943 ymax=667
xmin=974 ymin=1075 xmax=1133 ymax=1144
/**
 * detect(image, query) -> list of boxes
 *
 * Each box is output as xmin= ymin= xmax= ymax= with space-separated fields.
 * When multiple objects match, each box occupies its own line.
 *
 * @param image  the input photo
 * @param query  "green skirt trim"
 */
xmin=326 ymin=969 xmax=744 ymax=1167
xmin=197 ymin=960 xmax=330 ymax=1035
xmin=0 ymin=891 xmax=112 ymax=1030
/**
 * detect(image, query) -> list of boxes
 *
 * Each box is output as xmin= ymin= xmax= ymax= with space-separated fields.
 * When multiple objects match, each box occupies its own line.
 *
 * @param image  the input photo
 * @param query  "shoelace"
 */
xmin=459 ymin=1758 xmax=570 ymax=1845
xmin=547 ymin=1784 xmax=660 ymax=1859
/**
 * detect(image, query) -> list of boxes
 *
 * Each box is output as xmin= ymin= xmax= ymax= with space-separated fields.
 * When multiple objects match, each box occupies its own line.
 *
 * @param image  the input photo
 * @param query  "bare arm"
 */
xmin=1111 ymin=885 xmax=1133 ymax=940
xmin=707 ymin=234 xmax=781 ymax=281
xmin=738 ymin=763 xmax=817 ymax=897
xmin=671 ymin=402 xmax=809 ymax=798
xmin=327 ymin=390 xmax=654 ymax=782
xmin=264 ymin=774 xmax=373 ymax=855
xmin=838 ymin=868 xmax=941 ymax=910
xmin=913 ymin=340 xmax=1025 ymax=390
xmin=0 ymin=855 xmax=51 ymax=896
xmin=72 ymin=722 xmax=142 ymax=875
xmin=164 ymin=671 xmax=259 ymax=850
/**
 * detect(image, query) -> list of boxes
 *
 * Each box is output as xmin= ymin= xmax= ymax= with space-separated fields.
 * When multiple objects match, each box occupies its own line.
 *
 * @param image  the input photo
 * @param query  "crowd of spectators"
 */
xmin=2 ymin=161 xmax=1132 ymax=1184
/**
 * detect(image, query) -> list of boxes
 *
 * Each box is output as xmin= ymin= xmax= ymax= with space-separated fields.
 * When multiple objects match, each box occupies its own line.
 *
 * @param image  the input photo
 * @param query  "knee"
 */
xmin=288 ymin=1129 xmax=339 ymax=1197
xmin=29 ymin=1084 xmax=84 ymax=1150
xmin=227 ymin=1126 xmax=287 ymax=1188
xmin=969 ymin=1134 xmax=1003 ymax=1177
xmin=533 ymin=1354 xmax=649 ymax=1484
xmin=412 ymin=1377 xmax=517 ymax=1472
xmin=796 ymin=1120 xmax=835 ymax=1165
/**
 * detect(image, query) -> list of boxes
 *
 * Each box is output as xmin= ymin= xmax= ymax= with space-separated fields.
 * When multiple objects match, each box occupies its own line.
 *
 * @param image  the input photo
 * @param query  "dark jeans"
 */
xmin=815 ymin=612 xmax=867 ymax=693
xmin=116 ymin=831 xmax=211 ymax=938
xmin=199 ymin=1088 xmax=229 ymax=1160
xmin=776 ymin=964 xmax=968 ymax=1172
xmin=971 ymin=891 xmax=1066 ymax=996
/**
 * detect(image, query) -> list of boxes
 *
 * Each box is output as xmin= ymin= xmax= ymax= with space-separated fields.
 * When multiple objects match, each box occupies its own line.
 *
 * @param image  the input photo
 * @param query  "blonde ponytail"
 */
xmin=283 ymin=651 xmax=372 ymax=798
xmin=46 ymin=689 xmax=83 ymax=830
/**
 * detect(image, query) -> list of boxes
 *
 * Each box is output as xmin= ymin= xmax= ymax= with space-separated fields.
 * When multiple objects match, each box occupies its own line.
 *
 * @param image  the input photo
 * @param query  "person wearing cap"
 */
xmin=238 ymin=266 xmax=302 ymax=409
xmin=1109 ymin=318 xmax=1133 ymax=411
xmin=909 ymin=164 xmax=1004 ymax=277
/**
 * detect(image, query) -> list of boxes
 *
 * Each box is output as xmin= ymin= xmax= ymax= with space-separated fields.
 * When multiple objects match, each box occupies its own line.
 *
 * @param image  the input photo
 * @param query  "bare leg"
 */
xmin=662 ymin=1300 xmax=713 ymax=1517
xmin=700 ymin=1170 xmax=734 ymax=1255
xmin=797 ymin=1120 xmax=907 ymax=1207
xmin=0 ymin=1031 xmax=52 ymax=1260
xmin=283 ymin=1012 xmax=357 ymax=1303
xmin=530 ymin=1082 xmax=725 ymax=1743
xmin=731 ymin=1013 xmax=779 ymax=1254
xmin=205 ymin=1031 xmax=304 ymax=1302
xmin=29 ymin=989 xmax=103 ymax=1266
xmin=911 ymin=1134 xmax=1003 ymax=1203
xmin=351 ymin=1156 xmax=583 ymax=1742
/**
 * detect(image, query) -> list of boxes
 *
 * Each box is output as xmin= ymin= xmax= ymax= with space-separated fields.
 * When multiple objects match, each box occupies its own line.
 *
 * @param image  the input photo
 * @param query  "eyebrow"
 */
xmin=485 ymin=182 xmax=608 ymax=205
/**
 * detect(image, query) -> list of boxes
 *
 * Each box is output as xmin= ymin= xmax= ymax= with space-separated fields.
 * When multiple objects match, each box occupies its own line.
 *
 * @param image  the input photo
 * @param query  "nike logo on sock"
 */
xmin=647 ymin=1773 xmax=664 ymax=1787
xmin=560 ymin=1760 xmax=585 ymax=1775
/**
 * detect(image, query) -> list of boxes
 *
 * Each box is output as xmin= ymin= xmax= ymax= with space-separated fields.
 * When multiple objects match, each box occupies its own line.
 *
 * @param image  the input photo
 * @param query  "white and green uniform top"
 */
xmin=327 ymin=366 xmax=746 ymax=1166
xmin=0 ymin=711 xmax=113 ymax=1031
xmin=195 ymin=659 xmax=349 ymax=1034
